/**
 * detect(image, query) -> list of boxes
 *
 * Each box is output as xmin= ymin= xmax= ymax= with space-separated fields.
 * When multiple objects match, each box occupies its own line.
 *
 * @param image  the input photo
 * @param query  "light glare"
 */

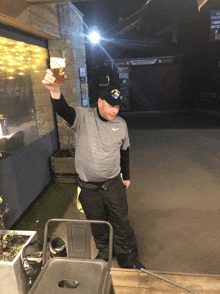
xmin=89 ymin=31 xmax=100 ymax=44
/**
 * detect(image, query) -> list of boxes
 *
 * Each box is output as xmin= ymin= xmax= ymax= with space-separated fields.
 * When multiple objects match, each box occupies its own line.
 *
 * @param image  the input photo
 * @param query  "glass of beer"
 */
xmin=50 ymin=57 xmax=66 ymax=85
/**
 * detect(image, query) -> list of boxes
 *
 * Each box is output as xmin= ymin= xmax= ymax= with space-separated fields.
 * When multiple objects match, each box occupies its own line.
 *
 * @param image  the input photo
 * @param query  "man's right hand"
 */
xmin=42 ymin=69 xmax=61 ymax=99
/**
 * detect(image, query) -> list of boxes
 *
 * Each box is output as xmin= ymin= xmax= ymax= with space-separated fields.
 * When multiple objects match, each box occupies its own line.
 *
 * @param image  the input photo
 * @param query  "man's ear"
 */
xmin=98 ymin=98 xmax=102 ymax=107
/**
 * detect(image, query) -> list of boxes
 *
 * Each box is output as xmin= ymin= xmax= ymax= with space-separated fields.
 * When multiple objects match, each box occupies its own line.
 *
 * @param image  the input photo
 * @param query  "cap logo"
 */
xmin=111 ymin=89 xmax=120 ymax=100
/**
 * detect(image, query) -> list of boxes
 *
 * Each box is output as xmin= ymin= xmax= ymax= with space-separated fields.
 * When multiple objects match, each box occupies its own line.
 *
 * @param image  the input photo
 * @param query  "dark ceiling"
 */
xmin=73 ymin=0 xmax=220 ymax=38
xmin=73 ymin=0 xmax=220 ymax=62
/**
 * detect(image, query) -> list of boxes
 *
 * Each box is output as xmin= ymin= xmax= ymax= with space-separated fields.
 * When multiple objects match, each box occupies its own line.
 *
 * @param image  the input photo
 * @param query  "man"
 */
xmin=42 ymin=69 xmax=144 ymax=269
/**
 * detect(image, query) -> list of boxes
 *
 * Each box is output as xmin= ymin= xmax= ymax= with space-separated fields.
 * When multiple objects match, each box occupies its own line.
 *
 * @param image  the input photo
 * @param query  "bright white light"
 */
xmin=89 ymin=32 xmax=100 ymax=44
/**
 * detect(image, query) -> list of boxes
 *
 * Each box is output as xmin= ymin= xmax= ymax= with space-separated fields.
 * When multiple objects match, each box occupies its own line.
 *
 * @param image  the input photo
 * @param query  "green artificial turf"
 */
xmin=14 ymin=182 xmax=77 ymax=248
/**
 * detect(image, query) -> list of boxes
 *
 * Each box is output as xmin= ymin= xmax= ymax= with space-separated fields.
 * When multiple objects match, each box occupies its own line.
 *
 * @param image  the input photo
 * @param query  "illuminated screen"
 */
xmin=0 ymin=36 xmax=48 ymax=158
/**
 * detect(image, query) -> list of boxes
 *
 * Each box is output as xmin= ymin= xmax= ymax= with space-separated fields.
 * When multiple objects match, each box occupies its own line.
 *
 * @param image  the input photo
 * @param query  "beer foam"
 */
xmin=50 ymin=57 xmax=65 ymax=69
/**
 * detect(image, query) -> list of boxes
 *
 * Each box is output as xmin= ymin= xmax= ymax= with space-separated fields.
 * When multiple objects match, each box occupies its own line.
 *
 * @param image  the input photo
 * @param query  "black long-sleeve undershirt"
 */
xmin=51 ymin=94 xmax=130 ymax=180
xmin=51 ymin=94 xmax=76 ymax=126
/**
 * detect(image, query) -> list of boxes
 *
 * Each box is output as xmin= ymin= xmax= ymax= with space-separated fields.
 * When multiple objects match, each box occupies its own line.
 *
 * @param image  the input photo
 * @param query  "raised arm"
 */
xmin=42 ymin=69 xmax=76 ymax=126
xmin=42 ymin=69 xmax=61 ymax=99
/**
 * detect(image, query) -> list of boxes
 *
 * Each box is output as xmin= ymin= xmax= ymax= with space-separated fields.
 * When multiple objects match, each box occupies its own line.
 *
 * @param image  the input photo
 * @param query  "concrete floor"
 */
xmin=53 ymin=109 xmax=220 ymax=275
xmin=124 ymin=110 xmax=220 ymax=275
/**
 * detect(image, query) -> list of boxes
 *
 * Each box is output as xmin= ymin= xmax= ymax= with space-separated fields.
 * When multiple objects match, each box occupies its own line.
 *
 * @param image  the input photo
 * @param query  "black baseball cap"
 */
xmin=99 ymin=86 xmax=121 ymax=106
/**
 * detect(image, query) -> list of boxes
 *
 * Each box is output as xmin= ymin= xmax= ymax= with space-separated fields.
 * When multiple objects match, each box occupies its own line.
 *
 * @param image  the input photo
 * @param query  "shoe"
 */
xmin=49 ymin=237 xmax=67 ymax=258
xmin=117 ymin=253 xmax=145 ymax=269
xmin=95 ymin=252 xmax=109 ymax=262
xmin=132 ymin=260 xmax=145 ymax=270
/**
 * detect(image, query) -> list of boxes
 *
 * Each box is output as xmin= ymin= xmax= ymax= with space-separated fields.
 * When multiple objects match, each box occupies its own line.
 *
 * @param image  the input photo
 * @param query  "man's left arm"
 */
xmin=120 ymin=147 xmax=130 ymax=189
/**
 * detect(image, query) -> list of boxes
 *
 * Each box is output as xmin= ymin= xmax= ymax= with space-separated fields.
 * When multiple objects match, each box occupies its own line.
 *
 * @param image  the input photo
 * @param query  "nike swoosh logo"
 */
xmin=112 ymin=128 xmax=119 ymax=131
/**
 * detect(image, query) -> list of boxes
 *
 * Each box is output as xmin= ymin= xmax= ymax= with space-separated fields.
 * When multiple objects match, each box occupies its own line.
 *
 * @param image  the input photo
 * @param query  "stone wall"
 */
xmin=48 ymin=38 xmax=79 ymax=149
xmin=17 ymin=3 xmax=60 ymax=38
xmin=49 ymin=2 xmax=89 ymax=149
xmin=32 ymin=66 xmax=56 ymax=138
xmin=17 ymin=2 xmax=89 ymax=149
xmin=57 ymin=2 xmax=89 ymax=108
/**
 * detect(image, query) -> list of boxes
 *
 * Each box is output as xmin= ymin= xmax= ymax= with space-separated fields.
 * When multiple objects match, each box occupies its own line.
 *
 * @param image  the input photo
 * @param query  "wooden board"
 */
xmin=111 ymin=268 xmax=220 ymax=294
xmin=0 ymin=13 xmax=57 ymax=39
xmin=17 ymin=7 xmax=59 ymax=38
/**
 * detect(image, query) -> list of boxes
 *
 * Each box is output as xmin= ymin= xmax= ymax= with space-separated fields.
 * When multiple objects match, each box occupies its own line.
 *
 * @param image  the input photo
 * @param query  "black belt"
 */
xmin=77 ymin=175 xmax=119 ymax=191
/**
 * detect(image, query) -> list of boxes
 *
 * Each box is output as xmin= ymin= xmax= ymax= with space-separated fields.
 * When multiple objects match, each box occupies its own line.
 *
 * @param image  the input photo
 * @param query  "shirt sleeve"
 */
xmin=51 ymin=93 xmax=76 ymax=127
xmin=121 ymin=121 xmax=130 ymax=151
xmin=120 ymin=147 xmax=130 ymax=180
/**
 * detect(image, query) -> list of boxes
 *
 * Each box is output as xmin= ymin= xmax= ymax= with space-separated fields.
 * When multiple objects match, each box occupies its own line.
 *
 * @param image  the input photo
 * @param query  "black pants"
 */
xmin=79 ymin=175 xmax=138 ymax=268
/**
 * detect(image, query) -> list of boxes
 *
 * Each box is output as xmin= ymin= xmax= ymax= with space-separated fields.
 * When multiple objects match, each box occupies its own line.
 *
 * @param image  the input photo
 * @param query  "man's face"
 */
xmin=98 ymin=98 xmax=120 ymax=121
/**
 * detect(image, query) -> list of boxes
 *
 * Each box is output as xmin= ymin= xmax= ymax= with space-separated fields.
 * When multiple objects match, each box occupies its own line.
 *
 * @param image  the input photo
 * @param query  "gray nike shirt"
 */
xmin=71 ymin=107 xmax=130 ymax=182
